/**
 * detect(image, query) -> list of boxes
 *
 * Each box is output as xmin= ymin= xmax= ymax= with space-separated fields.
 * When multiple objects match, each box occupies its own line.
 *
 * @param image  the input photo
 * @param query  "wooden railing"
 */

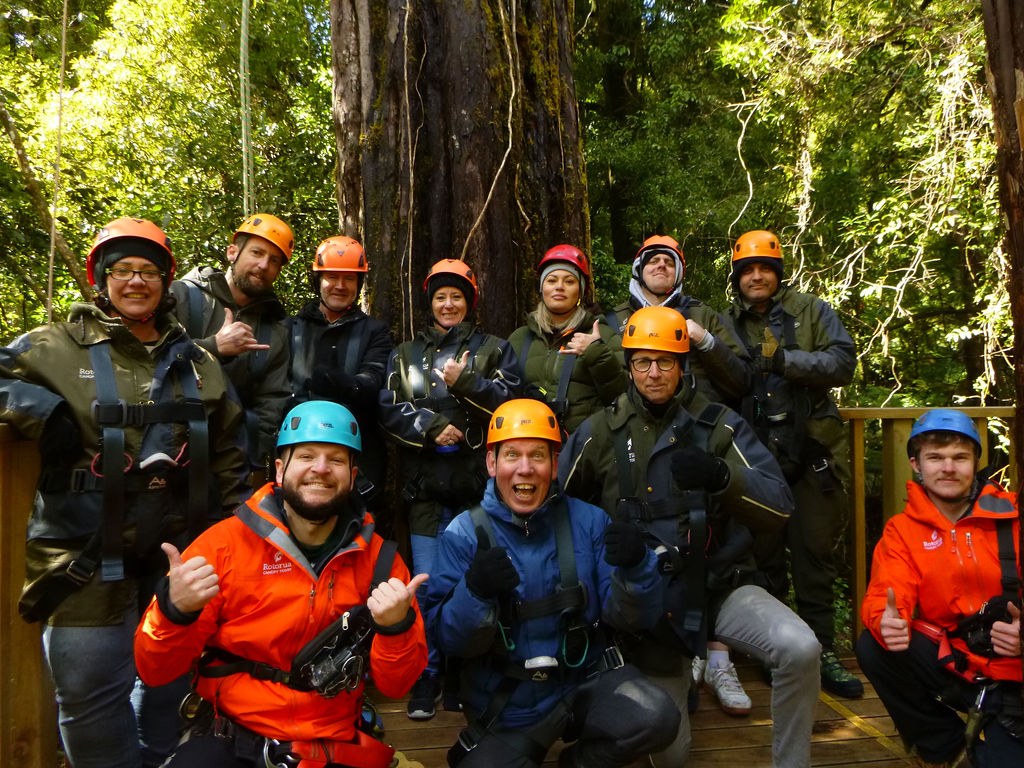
xmin=0 ymin=408 xmax=1016 ymax=765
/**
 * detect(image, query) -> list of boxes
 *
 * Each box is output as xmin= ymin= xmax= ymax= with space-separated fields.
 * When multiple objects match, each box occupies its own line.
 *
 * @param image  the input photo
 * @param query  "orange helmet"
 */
xmin=423 ymin=259 xmax=478 ymax=308
xmin=730 ymin=229 xmax=783 ymax=286
xmin=487 ymin=399 xmax=562 ymax=448
xmin=234 ymin=213 xmax=294 ymax=262
xmin=621 ymin=306 xmax=689 ymax=355
xmin=313 ymin=236 xmax=367 ymax=273
xmin=87 ymin=217 xmax=175 ymax=289
xmin=633 ymin=234 xmax=684 ymax=289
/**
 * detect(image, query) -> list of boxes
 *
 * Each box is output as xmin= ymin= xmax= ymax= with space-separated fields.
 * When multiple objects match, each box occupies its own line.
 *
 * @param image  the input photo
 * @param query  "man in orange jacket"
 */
xmin=134 ymin=400 xmax=427 ymax=768
xmin=856 ymin=409 xmax=1022 ymax=767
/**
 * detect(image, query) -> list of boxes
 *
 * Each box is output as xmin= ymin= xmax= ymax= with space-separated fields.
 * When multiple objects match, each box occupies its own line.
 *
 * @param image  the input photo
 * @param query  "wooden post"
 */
xmin=0 ymin=425 xmax=56 ymax=768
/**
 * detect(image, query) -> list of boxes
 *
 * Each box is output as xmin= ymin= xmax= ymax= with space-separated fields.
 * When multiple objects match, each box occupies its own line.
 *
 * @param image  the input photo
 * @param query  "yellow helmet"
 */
xmin=621 ymin=306 xmax=689 ymax=355
xmin=234 ymin=213 xmax=294 ymax=262
xmin=487 ymin=399 xmax=562 ymax=448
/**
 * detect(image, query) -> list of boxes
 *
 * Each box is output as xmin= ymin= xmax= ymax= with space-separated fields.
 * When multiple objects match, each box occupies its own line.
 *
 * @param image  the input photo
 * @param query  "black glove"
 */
xmin=603 ymin=520 xmax=647 ymax=568
xmin=38 ymin=402 xmax=82 ymax=466
xmin=311 ymin=365 xmax=358 ymax=400
xmin=758 ymin=347 xmax=785 ymax=375
xmin=670 ymin=445 xmax=730 ymax=493
xmin=466 ymin=546 xmax=520 ymax=600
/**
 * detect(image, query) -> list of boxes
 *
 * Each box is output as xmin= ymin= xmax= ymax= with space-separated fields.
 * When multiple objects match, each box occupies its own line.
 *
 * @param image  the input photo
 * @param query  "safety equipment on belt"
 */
xmin=424 ymin=259 xmax=478 ymax=309
xmin=311 ymin=236 xmax=367 ymax=297
xmin=87 ymin=217 xmax=175 ymax=290
xmin=907 ymin=408 xmax=982 ymax=457
xmin=276 ymin=400 xmax=362 ymax=454
xmin=633 ymin=235 xmax=684 ymax=288
xmin=621 ymin=306 xmax=690 ymax=355
xmin=197 ymin=539 xmax=403 ymax=697
xmin=234 ymin=213 xmax=295 ymax=262
xmin=487 ymin=399 xmax=562 ymax=448
xmin=730 ymin=230 xmax=783 ymax=286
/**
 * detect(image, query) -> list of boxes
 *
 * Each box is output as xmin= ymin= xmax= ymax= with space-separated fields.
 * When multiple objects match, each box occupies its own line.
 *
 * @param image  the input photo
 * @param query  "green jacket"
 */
xmin=727 ymin=284 xmax=855 ymax=482
xmin=508 ymin=310 xmax=626 ymax=434
xmin=608 ymin=294 xmax=751 ymax=407
xmin=171 ymin=266 xmax=291 ymax=471
xmin=0 ymin=303 xmax=248 ymax=625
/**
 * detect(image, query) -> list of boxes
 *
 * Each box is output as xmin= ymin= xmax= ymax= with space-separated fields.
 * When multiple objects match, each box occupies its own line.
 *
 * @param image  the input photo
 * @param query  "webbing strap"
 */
xmin=185 ymin=281 xmax=204 ymax=338
xmin=179 ymin=370 xmax=208 ymax=541
xmin=341 ymin=319 xmax=367 ymax=379
xmin=248 ymin=315 xmax=273 ymax=380
xmin=289 ymin=318 xmax=315 ymax=393
xmin=89 ymin=343 xmax=126 ymax=582
xmin=552 ymin=353 xmax=577 ymax=422
xmin=996 ymin=518 xmax=1021 ymax=597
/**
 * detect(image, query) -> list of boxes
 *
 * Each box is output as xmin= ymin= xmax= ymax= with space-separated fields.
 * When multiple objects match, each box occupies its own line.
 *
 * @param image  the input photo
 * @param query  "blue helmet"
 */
xmin=906 ymin=409 xmax=981 ymax=457
xmin=276 ymin=401 xmax=361 ymax=454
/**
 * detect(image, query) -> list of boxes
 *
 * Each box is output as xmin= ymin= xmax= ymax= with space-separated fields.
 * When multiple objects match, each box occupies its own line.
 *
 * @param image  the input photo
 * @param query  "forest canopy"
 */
xmin=0 ymin=0 xmax=1009 ymax=409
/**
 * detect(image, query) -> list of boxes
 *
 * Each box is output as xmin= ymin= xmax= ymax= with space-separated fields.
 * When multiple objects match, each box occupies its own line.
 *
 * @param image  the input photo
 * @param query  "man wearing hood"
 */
xmin=606 ymin=234 xmax=750 ymax=407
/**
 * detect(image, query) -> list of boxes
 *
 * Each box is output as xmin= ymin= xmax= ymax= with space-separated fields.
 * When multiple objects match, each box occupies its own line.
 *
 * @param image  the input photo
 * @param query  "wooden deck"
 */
xmin=372 ymin=655 xmax=920 ymax=768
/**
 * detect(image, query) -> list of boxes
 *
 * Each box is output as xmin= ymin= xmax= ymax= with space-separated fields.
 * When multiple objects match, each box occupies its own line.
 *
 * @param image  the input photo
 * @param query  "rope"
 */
xmin=46 ymin=0 xmax=71 ymax=320
xmin=239 ymin=0 xmax=255 ymax=216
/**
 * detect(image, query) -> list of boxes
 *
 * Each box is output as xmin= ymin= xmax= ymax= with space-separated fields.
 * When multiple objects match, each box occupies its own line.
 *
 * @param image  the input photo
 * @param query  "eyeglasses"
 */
xmin=629 ymin=356 xmax=678 ymax=373
xmin=106 ymin=267 xmax=165 ymax=283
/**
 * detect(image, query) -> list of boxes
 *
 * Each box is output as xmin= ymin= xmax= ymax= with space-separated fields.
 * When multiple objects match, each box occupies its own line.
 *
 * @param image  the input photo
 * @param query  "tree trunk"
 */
xmin=331 ymin=0 xmax=589 ymax=340
xmin=980 ymin=0 xmax=1024 ymax=651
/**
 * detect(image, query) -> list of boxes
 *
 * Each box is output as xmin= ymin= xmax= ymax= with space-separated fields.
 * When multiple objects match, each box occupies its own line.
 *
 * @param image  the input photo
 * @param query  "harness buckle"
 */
xmin=65 ymin=557 xmax=96 ymax=585
xmin=69 ymin=468 xmax=90 ymax=493
xmin=457 ymin=729 xmax=478 ymax=753
xmin=262 ymin=738 xmax=300 ymax=768
xmin=602 ymin=645 xmax=625 ymax=671
xmin=810 ymin=456 xmax=830 ymax=474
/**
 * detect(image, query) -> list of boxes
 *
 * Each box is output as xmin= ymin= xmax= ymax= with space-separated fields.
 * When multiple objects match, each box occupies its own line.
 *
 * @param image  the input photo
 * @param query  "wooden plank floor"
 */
xmin=373 ymin=655 xmax=919 ymax=767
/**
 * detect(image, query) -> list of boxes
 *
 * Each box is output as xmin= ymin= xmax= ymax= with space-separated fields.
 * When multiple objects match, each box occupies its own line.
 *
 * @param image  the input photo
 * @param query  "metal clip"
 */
xmin=262 ymin=738 xmax=300 ymax=768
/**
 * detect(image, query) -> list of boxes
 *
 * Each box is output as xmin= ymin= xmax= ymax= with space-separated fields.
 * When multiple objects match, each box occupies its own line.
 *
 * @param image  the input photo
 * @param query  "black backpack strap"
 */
xmin=184 ymin=280 xmax=205 ymax=338
xmin=89 ymin=342 xmax=127 ymax=582
xmin=372 ymin=539 xmax=398 ymax=590
xmin=289 ymin=318 xmax=315 ymax=394
xmin=996 ymin=518 xmax=1021 ymax=597
xmin=341 ymin=318 xmax=369 ymax=377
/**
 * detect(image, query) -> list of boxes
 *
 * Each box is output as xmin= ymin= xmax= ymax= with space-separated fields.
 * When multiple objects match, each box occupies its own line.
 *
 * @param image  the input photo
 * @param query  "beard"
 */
xmin=279 ymin=482 xmax=355 ymax=524
xmin=231 ymin=269 xmax=272 ymax=299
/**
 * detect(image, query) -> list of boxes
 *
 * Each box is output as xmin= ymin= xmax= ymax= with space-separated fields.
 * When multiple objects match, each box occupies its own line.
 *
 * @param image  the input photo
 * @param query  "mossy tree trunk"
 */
xmin=980 ymin=0 xmax=1024 ymax=656
xmin=329 ymin=0 xmax=589 ymax=340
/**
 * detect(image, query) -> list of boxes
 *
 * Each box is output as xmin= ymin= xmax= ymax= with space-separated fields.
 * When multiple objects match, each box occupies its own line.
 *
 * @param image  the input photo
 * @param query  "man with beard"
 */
xmin=134 ymin=400 xmax=428 ymax=768
xmin=171 ymin=214 xmax=295 ymax=481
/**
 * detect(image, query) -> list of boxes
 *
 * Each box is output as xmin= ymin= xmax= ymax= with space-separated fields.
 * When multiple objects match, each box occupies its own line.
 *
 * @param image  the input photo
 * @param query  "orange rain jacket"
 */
xmin=862 ymin=480 xmax=1022 ymax=683
xmin=135 ymin=483 xmax=427 ymax=743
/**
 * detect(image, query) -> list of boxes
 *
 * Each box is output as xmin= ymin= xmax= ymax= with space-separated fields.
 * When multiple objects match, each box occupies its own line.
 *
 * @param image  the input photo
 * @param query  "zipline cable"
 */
xmin=47 ymin=0 xmax=71 ymax=321
xmin=239 ymin=0 xmax=255 ymax=216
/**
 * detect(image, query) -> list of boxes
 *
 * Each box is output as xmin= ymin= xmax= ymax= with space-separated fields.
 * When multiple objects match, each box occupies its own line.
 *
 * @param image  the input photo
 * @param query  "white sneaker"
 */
xmin=703 ymin=663 xmax=752 ymax=716
xmin=691 ymin=656 xmax=706 ymax=687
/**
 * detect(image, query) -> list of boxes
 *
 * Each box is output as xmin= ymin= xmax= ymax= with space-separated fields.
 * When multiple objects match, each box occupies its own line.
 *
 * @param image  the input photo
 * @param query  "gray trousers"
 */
xmin=648 ymin=585 xmax=821 ymax=768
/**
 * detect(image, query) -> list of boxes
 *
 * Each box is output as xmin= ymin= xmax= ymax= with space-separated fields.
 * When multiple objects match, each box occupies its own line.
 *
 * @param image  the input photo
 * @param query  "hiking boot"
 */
xmin=703 ymin=663 xmax=752 ymax=716
xmin=406 ymin=673 xmax=441 ymax=720
xmin=820 ymin=650 xmax=864 ymax=698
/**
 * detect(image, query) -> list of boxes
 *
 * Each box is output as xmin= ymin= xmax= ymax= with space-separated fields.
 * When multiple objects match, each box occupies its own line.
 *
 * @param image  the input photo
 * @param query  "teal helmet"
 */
xmin=277 ymin=400 xmax=361 ymax=454
xmin=907 ymin=409 xmax=980 ymax=457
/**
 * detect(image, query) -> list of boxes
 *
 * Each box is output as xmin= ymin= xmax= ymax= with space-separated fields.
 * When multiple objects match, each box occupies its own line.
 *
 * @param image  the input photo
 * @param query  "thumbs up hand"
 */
xmin=562 ymin=320 xmax=601 ymax=356
xmin=991 ymin=601 xmax=1022 ymax=658
xmin=368 ymin=573 xmax=429 ymax=629
xmin=879 ymin=587 xmax=910 ymax=652
xmin=213 ymin=307 xmax=269 ymax=357
xmin=161 ymin=542 xmax=220 ymax=614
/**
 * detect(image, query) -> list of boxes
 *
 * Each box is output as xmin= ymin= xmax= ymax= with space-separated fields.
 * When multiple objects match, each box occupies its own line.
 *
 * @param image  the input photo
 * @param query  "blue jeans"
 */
xmin=43 ymin=608 xmax=189 ymax=768
xmin=411 ymin=506 xmax=456 ymax=676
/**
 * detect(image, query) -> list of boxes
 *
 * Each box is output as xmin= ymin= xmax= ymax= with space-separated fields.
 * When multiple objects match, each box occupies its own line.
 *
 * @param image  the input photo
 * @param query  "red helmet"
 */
xmin=86 ymin=217 xmax=175 ymax=289
xmin=538 ymin=244 xmax=591 ymax=278
xmin=423 ymin=259 xmax=478 ymax=308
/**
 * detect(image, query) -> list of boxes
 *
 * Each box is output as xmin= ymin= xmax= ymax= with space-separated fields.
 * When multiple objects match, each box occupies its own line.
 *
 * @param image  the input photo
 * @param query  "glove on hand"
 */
xmin=466 ymin=546 xmax=520 ymax=600
xmin=671 ymin=445 xmax=730 ymax=493
xmin=311 ymin=366 xmax=358 ymax=400
xmin=38 ymin=402 xmax=82 ymax=466
xmin=603 ymin=520 xmax=647 ymax=568
xmin=758 ymin=347 xmax=785 ymax=375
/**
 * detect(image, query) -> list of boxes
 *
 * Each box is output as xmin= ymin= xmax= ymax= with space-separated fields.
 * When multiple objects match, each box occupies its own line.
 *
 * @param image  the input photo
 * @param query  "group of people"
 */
xmin=1 ymin=213 xmax=1020 ymax=768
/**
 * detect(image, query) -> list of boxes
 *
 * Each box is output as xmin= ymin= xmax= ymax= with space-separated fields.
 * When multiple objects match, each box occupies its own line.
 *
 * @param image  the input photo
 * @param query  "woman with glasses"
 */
xmin=508 ymin=244 xmax=626 ymax=435
xmin=0 ymin=217 xmax=249 ymax=768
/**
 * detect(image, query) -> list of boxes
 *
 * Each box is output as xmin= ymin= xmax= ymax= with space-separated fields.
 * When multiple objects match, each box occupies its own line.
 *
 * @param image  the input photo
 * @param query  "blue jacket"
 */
xmin=424 ymin=480 xmax=663 ymax=728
